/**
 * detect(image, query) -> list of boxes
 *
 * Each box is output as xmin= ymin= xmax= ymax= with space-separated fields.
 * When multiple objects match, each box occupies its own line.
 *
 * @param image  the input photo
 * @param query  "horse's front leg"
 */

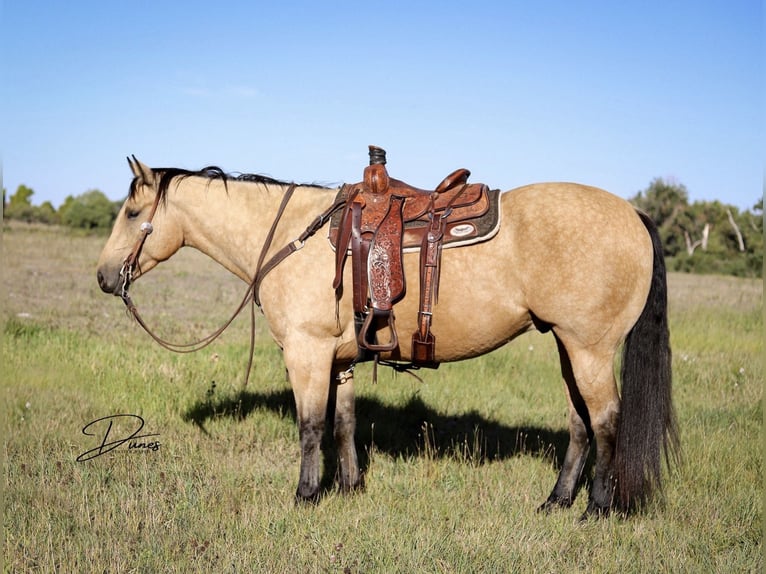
xmin=284 ymin=344 xmax=335 ymax=503
xmin=331 ymin=365 xmax=362 ymax=493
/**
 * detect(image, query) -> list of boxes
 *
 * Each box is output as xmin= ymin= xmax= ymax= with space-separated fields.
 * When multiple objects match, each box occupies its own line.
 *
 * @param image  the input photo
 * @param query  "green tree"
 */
xmin=5 ymin=184 xmax=38 ymax=222
xmin=57 ymin=195 xmax=77 ymax=224
xmin=37 ymin=201 xmax=59 ymax=225
xmin=60 ymin=189 xmax=120 ymax=230
xmin=630 ymin=178 xmax=690 ymax=257
xmin=631 ymin=181 xmax=762 ymax=277
xmin=735 ymin=199 xmax=763 ymax=276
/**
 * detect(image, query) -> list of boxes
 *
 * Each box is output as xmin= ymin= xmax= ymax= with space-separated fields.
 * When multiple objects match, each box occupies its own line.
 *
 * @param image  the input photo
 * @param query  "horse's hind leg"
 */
xmin=330 ymin=365 xmax=362 ymax=493
xmin=549 ymin=333 xmax=621 ymax=518
xmin=539 ymin=336 xmax=592 ymax=512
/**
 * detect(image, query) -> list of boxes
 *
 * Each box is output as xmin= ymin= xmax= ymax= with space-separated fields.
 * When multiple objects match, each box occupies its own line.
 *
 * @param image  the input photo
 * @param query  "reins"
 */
xmin=118 ymin=182 xmax=347 ymax=386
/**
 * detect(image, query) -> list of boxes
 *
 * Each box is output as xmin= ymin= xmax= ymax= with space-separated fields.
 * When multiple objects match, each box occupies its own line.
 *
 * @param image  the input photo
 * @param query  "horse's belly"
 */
xmin=377 ymin=244 xmax=532 ymax=363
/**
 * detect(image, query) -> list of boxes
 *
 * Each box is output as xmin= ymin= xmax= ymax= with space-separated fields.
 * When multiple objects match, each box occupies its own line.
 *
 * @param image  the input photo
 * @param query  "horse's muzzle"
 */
xmin=97 ymin=267 xmax=123 ymax=296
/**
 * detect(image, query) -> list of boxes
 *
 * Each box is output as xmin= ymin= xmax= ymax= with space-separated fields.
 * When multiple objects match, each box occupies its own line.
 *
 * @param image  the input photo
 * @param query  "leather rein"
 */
xmin=117 ymin=183 xmax=347 ymax=386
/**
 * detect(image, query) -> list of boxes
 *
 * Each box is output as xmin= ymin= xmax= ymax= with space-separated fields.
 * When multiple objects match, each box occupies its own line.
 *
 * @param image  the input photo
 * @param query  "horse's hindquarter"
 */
xmin=504 ymin=183 xmax=653 ymax=348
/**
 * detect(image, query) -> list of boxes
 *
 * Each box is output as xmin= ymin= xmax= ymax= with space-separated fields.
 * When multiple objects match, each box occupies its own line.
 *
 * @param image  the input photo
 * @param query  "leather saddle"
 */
xmin=331 ymin=146 xmax=497 ymax=367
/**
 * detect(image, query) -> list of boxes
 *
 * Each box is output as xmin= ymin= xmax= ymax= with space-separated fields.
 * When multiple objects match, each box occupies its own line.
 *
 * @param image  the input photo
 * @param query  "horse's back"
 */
xmin=502 ymin=182 xmax=654 ymax=346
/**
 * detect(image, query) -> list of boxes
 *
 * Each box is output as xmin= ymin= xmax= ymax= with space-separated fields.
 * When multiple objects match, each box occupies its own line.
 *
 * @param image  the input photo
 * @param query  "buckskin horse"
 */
xmin=96 ymin=154 xmax=679 ymax=518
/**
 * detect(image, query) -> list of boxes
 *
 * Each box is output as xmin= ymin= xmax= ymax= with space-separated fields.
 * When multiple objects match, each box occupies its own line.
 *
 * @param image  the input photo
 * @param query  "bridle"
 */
xmin=118 ymin=190 xmax=163 ymax=300
xmin=117 ymin=182 xmax=347 ymax=386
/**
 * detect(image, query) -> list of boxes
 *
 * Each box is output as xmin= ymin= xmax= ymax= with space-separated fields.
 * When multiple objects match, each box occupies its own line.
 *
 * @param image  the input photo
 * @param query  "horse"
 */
xmin=96 ymin=157 xmax=679 ymax=518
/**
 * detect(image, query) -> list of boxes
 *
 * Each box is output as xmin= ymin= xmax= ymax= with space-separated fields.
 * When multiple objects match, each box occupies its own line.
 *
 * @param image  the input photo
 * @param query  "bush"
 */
xmin=60 ymin=190 xmax=120 ymax=231
xmin=668 ymin=250 xmax=763 ymax=278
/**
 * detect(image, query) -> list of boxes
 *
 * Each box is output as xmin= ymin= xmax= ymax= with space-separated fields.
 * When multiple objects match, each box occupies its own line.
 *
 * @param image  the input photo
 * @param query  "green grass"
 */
xmin=3 ymin=222 xmax=763 ymax=573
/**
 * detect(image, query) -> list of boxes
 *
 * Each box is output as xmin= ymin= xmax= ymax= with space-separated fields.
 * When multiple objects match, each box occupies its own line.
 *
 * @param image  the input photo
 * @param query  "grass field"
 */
xmin=3 ymin=222 xmax=763 ymax=573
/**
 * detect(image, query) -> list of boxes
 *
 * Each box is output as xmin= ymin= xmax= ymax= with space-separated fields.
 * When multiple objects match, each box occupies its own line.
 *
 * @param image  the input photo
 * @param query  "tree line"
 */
xmin=3 ymin=179 xmax=763 ymax=277
xmin=629 ymin=178 xmax=762 ymax=278
xmin=3 ymin=186 xmax=120 ymax=230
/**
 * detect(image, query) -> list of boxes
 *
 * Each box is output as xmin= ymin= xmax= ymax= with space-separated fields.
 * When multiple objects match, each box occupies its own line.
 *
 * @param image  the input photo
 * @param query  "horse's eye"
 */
xmin=126 ymin=209 xmax=141 ymax=220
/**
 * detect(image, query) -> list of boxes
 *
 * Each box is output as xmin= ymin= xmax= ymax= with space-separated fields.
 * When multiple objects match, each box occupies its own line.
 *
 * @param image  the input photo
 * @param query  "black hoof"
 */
xmin=338 ymin=474 xmax=365 ymax=495
xmin=537 ymin=494 xmax=573 ymax=514
xmin=294 ymin=489 xmax=321 ymax=506
xmin=579 ymin=500 xmax=611 ymax=521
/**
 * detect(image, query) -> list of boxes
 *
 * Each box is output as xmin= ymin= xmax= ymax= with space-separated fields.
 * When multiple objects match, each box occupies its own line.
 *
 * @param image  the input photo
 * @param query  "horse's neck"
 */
xmin=173 ymin=177 xmax=335 ymax=282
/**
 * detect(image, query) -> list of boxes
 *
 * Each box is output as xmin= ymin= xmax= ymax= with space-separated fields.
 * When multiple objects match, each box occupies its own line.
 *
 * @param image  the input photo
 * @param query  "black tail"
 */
xmin=614 ymin=211 xmax=680 ymax=512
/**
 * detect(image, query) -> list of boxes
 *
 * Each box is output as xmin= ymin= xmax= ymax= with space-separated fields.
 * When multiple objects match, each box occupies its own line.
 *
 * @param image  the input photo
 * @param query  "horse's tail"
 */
xmin=614 ymin=211 xmax=680 ymax=512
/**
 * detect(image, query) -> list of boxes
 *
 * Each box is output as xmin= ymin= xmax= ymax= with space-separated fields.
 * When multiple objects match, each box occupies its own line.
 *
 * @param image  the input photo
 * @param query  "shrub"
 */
xmin=60 ymin=189 xmax=120 ymax=231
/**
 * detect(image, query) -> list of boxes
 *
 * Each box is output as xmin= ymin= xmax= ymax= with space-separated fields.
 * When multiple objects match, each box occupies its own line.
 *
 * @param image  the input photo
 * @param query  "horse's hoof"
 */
xmin=338 ymin=474 xmax=365 ymax=495
xmin=537 ymin=495 xmax=573 ymax=514
xmin=294 ymin=489 xmax=321 ymax=506
xmin=580 ymin=501 xmax=611 ymax=521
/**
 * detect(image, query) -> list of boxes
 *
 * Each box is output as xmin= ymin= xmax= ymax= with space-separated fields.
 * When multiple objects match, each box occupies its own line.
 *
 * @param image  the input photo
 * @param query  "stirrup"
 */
xmin=357 ymin=309 xmax=399 ymax=353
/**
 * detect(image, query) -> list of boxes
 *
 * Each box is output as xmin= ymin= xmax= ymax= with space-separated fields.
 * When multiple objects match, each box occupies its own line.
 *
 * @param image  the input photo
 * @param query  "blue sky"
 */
xmin=3 ymin=1 xmax=762 ymax=211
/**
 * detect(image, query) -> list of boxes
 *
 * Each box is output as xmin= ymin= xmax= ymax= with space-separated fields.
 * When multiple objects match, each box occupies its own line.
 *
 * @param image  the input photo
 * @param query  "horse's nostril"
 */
xmin=97 ymin=270 xmax=110 ymax=292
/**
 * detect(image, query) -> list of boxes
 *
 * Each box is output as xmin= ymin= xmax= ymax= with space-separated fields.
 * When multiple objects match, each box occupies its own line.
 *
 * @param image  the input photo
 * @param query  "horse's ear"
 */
xmin=127 ymin=155 xmax=156 ymax=186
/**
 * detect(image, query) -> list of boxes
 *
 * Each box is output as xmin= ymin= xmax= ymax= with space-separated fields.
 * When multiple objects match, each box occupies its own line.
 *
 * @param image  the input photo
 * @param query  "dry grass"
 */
xmin=2 ymin=221 xmax=253 ymax=342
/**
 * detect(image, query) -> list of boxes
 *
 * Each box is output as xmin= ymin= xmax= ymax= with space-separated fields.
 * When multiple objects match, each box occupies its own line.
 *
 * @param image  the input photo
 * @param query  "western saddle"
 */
xmin=331 ymin=146 xmax=497 ymax=368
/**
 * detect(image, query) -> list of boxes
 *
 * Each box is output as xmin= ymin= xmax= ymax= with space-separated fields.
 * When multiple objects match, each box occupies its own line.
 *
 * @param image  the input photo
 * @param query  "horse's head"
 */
xmin=96 ymin=157 xmax=184 ymax=296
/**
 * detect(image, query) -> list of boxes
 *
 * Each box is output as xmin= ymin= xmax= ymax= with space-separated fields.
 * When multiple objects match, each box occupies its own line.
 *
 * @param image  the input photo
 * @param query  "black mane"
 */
xmin=129 ymin=165 xmax=325 ymax=203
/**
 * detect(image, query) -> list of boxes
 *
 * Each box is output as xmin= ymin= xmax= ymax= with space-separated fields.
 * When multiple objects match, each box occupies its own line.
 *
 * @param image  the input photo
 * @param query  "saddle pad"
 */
xmin=327 ymin=188 xmax=502 ymax=253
